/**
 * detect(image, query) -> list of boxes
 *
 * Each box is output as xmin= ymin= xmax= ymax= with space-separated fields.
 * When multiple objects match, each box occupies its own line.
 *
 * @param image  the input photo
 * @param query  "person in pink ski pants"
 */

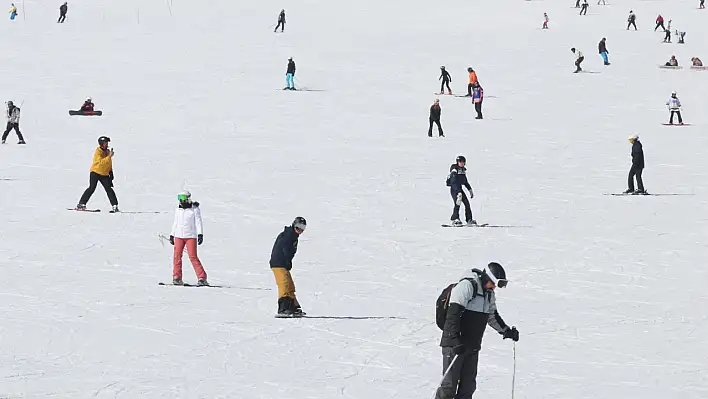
xmin=169 ymin=191 xmax=208 ymax=286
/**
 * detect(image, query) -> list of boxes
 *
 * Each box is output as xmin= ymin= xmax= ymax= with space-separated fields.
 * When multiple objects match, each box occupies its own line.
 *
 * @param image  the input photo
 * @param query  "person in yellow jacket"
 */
xmin=76 ymin=136 xmax=119 ymax=212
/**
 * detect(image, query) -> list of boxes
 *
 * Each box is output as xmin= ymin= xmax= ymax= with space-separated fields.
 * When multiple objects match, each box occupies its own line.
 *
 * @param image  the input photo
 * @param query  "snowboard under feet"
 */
xmin=442 ymin=223 xmax=490 ymax=227
xmin=67 ymin=207 xmax=100 ymax=212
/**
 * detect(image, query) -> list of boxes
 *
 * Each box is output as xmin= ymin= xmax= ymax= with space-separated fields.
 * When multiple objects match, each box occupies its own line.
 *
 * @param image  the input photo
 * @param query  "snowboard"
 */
xmin=658 ymin=65 xmax=683 ymax=70
xmin=605 ymin=192 xmax=650 ymax=196
xmin=67 ymin=207 xmax=100 ymax=212
xmin=442 ymin=223 xmax=490 ymax=227
xmin=69 ymin=110 xmax=103 ymax=116
xmin=274 ymin=312 xmax=307 ymax=319
xmin=662 ymin=123 xmax=691 ymax=126
xmin=690 ymin=66 xmax=708 ymax=70
xmin=158 ymin=282 xmax=225 ymax=288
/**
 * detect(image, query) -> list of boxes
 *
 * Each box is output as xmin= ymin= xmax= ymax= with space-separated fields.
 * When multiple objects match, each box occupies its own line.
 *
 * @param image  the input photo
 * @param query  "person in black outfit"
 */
xmin=625 ymin=134 xmax=645 ymax=194
xmin=598 ymin=37 xmax=610 ymax=65
xmin=429 ymin=98 xmax=444 ymax=137
xmin=2 ymin=101 xmax=25 ymax=144
xmin=447 ymin=156 xmax=475 ymax=225
xmin=58 ymin=2 xmax=67 ymax=23
xmin=580 ymin=0 xmax=589 ymax=15
xmin=439 ymin=66 xmax=452 ymax=95
xmin=270 ymin=217 xmax=307 ymax=316
xmin=627 ymin=11 xmax=637 ymax=30
xmin=274 ymin=9 xmax=286 ymax=32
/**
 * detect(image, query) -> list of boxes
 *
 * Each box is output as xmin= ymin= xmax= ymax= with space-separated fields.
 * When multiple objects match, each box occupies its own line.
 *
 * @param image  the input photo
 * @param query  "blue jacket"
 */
xmin=448 ymin=164 xmax=472 ymax=194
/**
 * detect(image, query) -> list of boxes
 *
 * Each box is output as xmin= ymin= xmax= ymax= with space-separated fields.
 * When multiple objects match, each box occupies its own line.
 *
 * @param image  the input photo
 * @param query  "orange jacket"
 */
xmin=468 ymin=71 xmax=478 ymax=85
xmin=90 ymin=147 xmax=113 ymax=176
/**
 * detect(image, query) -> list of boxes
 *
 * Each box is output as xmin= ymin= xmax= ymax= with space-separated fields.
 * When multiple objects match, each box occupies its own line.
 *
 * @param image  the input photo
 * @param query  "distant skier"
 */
xmin=676 ymin=30 xmax=686 ymax=44
xmin=58 ymin=2 xmax=67 ymax=23
xmin=691 ymin=57 xmax=703 ymax=66
xmin=701 ymin=0 xmax=705 ymax=9
xmin=571 ymin=48 xmax=584 ymax=73
xmin=76 ymin=136 xmax=119 ymax=212
xmin=627 ymin=10 xmax=637 ymax=30
xmin=663 ymin=20 xmax=672 ymax=42
xmin=169 ymin=191 xmax=208 ymax=286
xmin=429 ymin=98 xmax=444 ymax=137
xmin=472 ymin=83 xmax=484 ymax=120
xmin=9 ymin=3 xmax=17 ymax=20
xmin=598 ymin=38 xmax=610 ymax=65
xmin=80 ymin=97 xmax=94 ymax=112
xmin=575 ymin=0 xmax=580 ymax=8
xmin=579 ymin=0 xmax=589 ymax=15
xmin=285 ymin=57 xmax=296 ymax=90
xmin=597 ymin=0 xmax=606 ymax=5
xmin=625 ymin=135 xmax=645 ymax=194
xmin=655 ymin=15 xmax=665 ymax=31
xmin=439 ymin=66 xmax=452 ymax=95
xmin=270 ymin=217 xmax=307 ymax=317
xmin=542 ymin=12 xmax=549 ymax=29
xmin=665 ymin=91 xmax=683 ymax=125
xmin=664 ymin=55 xmax=679 ymax=67
xmin=274 ymin=9 xmax=285 ymax=32
xmin=2 ymin=101 xmax=25 ymax=144
xmin=466 ymin=68 xmax=478 ymax=97
xmin=446 ymin=155 xmax=476 ymax=226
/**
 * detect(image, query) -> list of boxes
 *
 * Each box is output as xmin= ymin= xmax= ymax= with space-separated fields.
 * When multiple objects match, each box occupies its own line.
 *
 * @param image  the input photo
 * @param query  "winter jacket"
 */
xmin=429 ymin=103 xmax=441 ymax=121
xmin=80 ymin=101 xmax=94 ymax=112
xmin=575 ymin=50 xmax=584 ymax=60
xmin=278 ymin=11 xmax=285 ymax=23
xmin=472 ymin=86 xmax=484 ymax=103
xmin=60 ymin=4 xmax=67 ymax=14
xmin=666 ymin=96 xmax=681 ymax=110
xmin=598 ymin=40 xmax=608 ymax=54
xmin=440 ymin=269 xmax=509 ymax=350
xmin=628 ymin=13 xmax=636 ymax=22
xmin=6 ymin=106 xmax=19 ymax=124
xmin=631 ymin=140 xmax=644 ymax=168
xmin=286 ymin=60 xmax=296 ymax=75
xmin=468 ymin=71 xmax=478 ymax=85
xmin=448 ymin=164 xmax=472 ymax=194
xmin=693 ymin=58 xmax=703 ymax=67
xmin=171 ymin=202 xmax=204 ymax=239
xmin=656 ymin=15 xmax=663 ymax=23
xmin=89 ymin=147 xmax=113 ymax=176
xmin=270 ymin=226 xmax=299 ymax=270
xmin=439 ymin=70 xmax=451 ymax=82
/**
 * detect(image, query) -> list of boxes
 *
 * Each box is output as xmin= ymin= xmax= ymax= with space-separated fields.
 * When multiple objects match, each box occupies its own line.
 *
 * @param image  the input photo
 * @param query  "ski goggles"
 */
xmin=177 ymin=193 xmax=191 ymax=201
xmin=293 ymin=222 xmax=307 ymax=232
xmin=487 ymin=273 xmax=508 ymax=288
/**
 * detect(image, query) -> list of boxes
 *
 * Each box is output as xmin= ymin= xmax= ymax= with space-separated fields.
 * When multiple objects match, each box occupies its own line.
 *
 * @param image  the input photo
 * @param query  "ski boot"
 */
xmin=276 ymin=297 xmax=295 ymax=317
xmin=110 ymin=205 xmax=120 ymax=213
xmin=18 ymin=140 xmax=25 ymax=144
xmin=173 ymin=278 xmax=184 ymax=286
xmin=1 ymin=140 xmax=5 ymax=144
xmin=76 ymin=203 xmax=87 ymax=210
xmin=197 ymin=279 xmax=209 ymax=286
xmin=447 ymin=90 xmax=452 ymax=95
xmin=452 ymin=219 xmax=464 ymax=227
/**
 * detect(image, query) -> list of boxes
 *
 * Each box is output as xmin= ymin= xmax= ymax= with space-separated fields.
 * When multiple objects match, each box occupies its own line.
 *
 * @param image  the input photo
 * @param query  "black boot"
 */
xmin=277 ymin=297 xmax=294 ymax=316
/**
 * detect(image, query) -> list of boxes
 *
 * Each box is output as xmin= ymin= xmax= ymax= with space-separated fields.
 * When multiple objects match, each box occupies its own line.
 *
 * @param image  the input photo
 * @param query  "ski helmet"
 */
xmin=629 ymin=134 xmax=639 ymax=143
xmin=177 ymin=191 xmax=191 ymax=202
xmin=292 ymin=216 xmax=307 ymax=231
xmin=671 ymin=91 xmax=677 ymax=96
xmin=456 ymin=155 xmax=466 ymax=163
xmin=98 ymin=136 xmax=111 ymax=145
xmin=467 ymin=67 xmax=473 ymax=72
xmin=86 ymin=97 xmax=92 ymax=102
xmin=485 ymin=262 xmax=507 ymax=287
xmin=571 ymin=47 xmax=576 ymax=52
xmin=7 ymin=101 xmax=13 ymax=106
xmin=440 ymin=66 xmax=446 ymax=70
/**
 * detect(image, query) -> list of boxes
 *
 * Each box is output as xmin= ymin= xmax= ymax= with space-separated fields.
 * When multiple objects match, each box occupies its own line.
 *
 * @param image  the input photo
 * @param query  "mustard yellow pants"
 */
xmin=272 ymin=268 xmax=298 ymax=304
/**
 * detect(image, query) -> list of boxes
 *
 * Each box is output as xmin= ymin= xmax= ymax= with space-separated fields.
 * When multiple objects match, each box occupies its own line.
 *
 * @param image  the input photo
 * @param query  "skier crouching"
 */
xmin=270 ymin=217 xmax=307 ymax=317
xmin=169 ymin=191 xmax=208 ymax=286
xmin=571 ymin=48 xmax=584 ymax=72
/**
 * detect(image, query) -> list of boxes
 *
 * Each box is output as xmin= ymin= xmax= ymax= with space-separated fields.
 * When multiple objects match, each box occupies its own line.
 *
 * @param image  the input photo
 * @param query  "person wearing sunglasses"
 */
xmin=270 ymin=217 xmax=307 ymax=317
xmin=436 ymin=262 xmax=519 ymax=399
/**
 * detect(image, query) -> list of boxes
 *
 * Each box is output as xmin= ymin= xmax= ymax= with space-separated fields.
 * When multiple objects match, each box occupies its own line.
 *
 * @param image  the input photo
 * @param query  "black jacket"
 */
xmin=270 ymin=226 xmax=299 ymax=270
xmin=278 ymin=11 xmax=285 ymax=23
xmin=287 ymin=60 xmax=296 ymax=75
xmin=429 ymin=103 xmax=441 ymax=121
xmin=598 ymin=40 xmax=608 ymax=54
xmin=632 ymin=140 xmax=644 ymax=168
xmin=60 ymin=4 xmax=67 ymax=14
xmin=448 ymin=164 xmax=472 ymax=193
xmin=439 ymin=70 xmax=451 ymax=82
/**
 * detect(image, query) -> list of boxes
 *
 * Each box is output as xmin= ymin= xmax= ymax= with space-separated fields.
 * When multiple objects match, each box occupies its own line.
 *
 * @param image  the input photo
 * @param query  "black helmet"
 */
xmin=485 ymin=262 xmax=508 ymax=287
xmin=98 ymin=136 xmax=111 ymax=145
xmin=467 ymin=67 xmax=473 ymax=72
xmin=7 ymin=100 xmax=13 ymax=106
xmin=292 ymin=216 xmax=307 ymax=231
xmin=440 ymin=65 xmax=445 ymax=70
xmin=456 ymin=155 xmax=466 ymax=163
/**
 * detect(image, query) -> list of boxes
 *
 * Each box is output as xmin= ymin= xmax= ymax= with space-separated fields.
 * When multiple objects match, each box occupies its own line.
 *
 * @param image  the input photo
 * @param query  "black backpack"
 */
xmin=435 ymin=277 xmax=478 ymax=330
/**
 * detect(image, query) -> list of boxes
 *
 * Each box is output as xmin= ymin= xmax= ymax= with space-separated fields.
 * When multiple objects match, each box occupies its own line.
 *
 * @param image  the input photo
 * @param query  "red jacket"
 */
xmin=80 ymin=102 xmax=95 ymax=112
xmin=656 ymin=15 xmax=664 ymax=23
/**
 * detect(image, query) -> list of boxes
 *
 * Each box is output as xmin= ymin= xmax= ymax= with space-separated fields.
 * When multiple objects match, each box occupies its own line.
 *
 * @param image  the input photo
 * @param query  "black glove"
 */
xmin=197 ymin=234 xmax=203 ymax=245
xmin=453 ymin=343 xmax=467 ymax=355
xmin=503 ymin=326 xmax=519 ymax=342
xmin=169 ymin=235 xmax=174 ymax=245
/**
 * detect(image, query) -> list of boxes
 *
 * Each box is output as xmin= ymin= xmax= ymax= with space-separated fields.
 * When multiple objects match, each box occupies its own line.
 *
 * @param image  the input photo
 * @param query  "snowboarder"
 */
xmin=571 ymin=48 xmax=584 ymax=73
xmin=446 ymin=156 xmax=475 ymax=226
xmin=625 ymin=135 xmax=645 ymax=194
xmin=435 ymin=263 xmax=519 ymax=399
xmin=575 ymin=0 xmax=580 ymax=8
xmin=579 ymin=0 xmax=589 ymax=15
xmin=2 ymin=101 xmax=25 ymax=144
xmin=270 ymin=217 xmax=307 ymax=317
xmin=655 ymin=15 xmax=665 ymax=31
xmin=666 ymin=91 xmax=683 ymax=125
xmin=663 ymin=20 xmax=672 ymax=42
xmin=664 ymin=55 xmax=679 ymax=67
xmin=80 ymin=97 xmax=94 ymax=112
xmin=274 ymin=9 xmax=285 ymax=32
xmin=169 ymin=191 xmax=208 ymax=286
xmin=439 ymin=66 xmax=452 ymax=95
xmin=285 ymin=57 xmax=296 ymax=90
xmin=701 ymin=0 xmax=705 ymax=9
xmin=627 ymin=11 xmax=637 ymax=30
xmin=466 ymin=68 xmax=478 ymax=97
xmin=9 ymin=3 xmax=17 ymax=20
xmin=691 ymin=57 xmax=703 ymax=66
xmin=76 ymin=136 xmax=119 ymax=212
xmin=677 ymin=30 xmax=686 ymax=44
xmin=472 ymin=82 xmax=483 ymax=119
xmin=429 ymin=98 xmax=444 ymax=137
xmin=598 ymin=38 xmax=610 ymax=65
xmin=597 ymin=0 xmax=606 ymax=5
xmin=58 ymin=2 xmax=67 ymax=23
xmin=542 ymin=12 xmax=549 ymax=29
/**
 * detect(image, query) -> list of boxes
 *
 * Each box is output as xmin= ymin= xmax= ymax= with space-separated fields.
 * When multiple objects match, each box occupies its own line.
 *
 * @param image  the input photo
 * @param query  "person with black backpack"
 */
xmin=435 ymin=263 xmax=519 ymax=399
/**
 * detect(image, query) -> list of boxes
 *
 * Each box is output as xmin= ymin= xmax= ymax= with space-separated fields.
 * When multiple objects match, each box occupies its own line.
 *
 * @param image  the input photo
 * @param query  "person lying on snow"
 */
xmin=80 ymin=98 xmax=95 ymax=112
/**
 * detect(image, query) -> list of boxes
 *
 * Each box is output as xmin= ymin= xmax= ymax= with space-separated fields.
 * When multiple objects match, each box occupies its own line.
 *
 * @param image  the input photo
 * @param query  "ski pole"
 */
xmin=430 ymin=353 xmax=458 ymax=399
xmin=511 ymin=342 xmax=517 ymax=399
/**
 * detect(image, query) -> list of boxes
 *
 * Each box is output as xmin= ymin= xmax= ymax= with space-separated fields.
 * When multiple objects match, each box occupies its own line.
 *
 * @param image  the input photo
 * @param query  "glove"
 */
xmin=468 ymin=189 xmax=474 ymax=199
xmin=453 ymin=343 xmax=467 ymax=355
xmin=503 ymin=326 xmax=520 ymax=342
xmin=197 ymin=234 xmax=203 ymax=245
xmin=169 ymin=235 xmax=174 ymax=245
xmin=456 ymin=192 xmax=463 ymax=205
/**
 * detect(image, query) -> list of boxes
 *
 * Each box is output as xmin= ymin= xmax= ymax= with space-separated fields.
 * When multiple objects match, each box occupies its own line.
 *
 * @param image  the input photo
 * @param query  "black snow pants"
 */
xmin=58 ymin=13 xmax=66 ymax=23
xmin=79 ymin=172 xmax=118 ymax=206
xmin=274 ymin=21 xmax=285 ymax=32
xmin=474 ymin=101 xmax=483 ymax=119
xmin=627 ymin=21 xmax=637 ymax=30
xmin=441 ymin=79 xmax=451 ymax=93
xmin=435 ymin=347 xmax=481 ymax=399
xmin=628 ymin=165 xmax=644 ymax=192
xmin=575 ymin=56 xmax=584 ymax=72
xmin=580 ymin=4 xmax=588 ymax=15
xmin=655 ymin=21 xmax=665 ymax=31
xmin=669 ymin=110 xmax=683 ymax=124
xmin=664 ymin=30 xmax=671 ymax=42
xmin=2 ymin=122 xmax=24 ymax=142
xmin=450 ymin=189 xmax=473 ymax=222
xmin=429 ymin=118 xmax=443 ymax=137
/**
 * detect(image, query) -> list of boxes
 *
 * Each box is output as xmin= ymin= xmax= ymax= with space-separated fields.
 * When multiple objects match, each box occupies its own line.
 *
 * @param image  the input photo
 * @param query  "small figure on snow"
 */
xmin=439 ymin=66 xmax=452 ymax=95
xmin=579 ymin=0 xmax=589 ymax=15
xmin=446 ymin=155 xmax=476 ymax=226
xmin=664 ymin=55 xmax=679 ymax=67
xmin=676 ymin=30 xmax=686 ymax=44
xmin=270 ymin=217 xmax=307 ymax=317
xmin=597 ymin=0 xmax=606 ymax=5
xmin=472 ymin=82 xmax=484 ymax=119
xmin=627 ymin=10 xmax=637 ymax=30
xmin=58 ymin=2 xmax=67 ymax=23
xmin=663 ymin=20 xmax=672 ymax=42
xmin=542 ymin=12 xmax=549 ymax=29
xmin=598 ymin=37 xmax=610 ymax=65
xmin=80 ymin=97 xmax=94 ymax=112
xmin=76 ymin=136 xmax=119 ymax=212
xmin=274 ymin=9 xmax=285 ymax=32
xmin=429 ymin=97 xmax=444 ymax=137
xmin=284 ymin=57 xmax=296 ymax=90
xmin=9 ymin=3 xmax=17 ymax=20
xmin=466 ymin=68 xmax=478 ymax=97
xmin=2 ymin=101 xmax=25 ymax=144
xmin=625 ymin=135 xmax=646 ymax=194
xmin=691 ymin=57 xmax=703 ymax=67
xmin=665 ymin=91 xmax=683 ymax=125
xmin=571 ymin=48 xmax=584 ymax=73
xmin=169 ymin=191 xmax=208 ymax=286
xmin=701 ymin=0 xmax=705 ymax=9
xmin=655 ymin=14 xmax=665 ymax=32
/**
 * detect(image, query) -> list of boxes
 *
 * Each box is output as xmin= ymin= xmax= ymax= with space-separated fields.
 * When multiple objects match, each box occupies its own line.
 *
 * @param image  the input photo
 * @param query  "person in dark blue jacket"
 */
xmin=625 ymin=135 xmax=646 ymax=194
xmin=270 ymin=216 xmax=307 ymax=316
xmin=447 ymin=156 xmax=476 ymax=225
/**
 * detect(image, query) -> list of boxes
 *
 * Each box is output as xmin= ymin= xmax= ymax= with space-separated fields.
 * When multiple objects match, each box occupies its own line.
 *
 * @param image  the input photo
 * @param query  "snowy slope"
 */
xmin=1 ymin=0 xmax=707 ymax=397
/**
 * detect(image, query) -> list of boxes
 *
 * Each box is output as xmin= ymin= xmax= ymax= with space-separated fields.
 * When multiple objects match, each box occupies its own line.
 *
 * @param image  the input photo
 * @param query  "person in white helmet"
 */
xmin=666 ymin=91 xmax=683 ymax=125
xmin=169 ymin=191 xmax=208 ymax=286
xmin=80 ymin=97 xmax=95 ymax=112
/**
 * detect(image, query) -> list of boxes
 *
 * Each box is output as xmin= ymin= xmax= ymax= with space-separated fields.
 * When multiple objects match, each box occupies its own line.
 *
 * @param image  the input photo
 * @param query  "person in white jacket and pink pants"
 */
xmin=169 ymin=191 xmax=208 ymax=286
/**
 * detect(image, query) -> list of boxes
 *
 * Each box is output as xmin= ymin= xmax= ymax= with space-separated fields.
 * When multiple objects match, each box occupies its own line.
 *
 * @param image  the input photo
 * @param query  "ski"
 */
xmin=67 ymin=208 xmax=100 ymax=212
xmin=158 ymin=282 xmax=225 ymax=288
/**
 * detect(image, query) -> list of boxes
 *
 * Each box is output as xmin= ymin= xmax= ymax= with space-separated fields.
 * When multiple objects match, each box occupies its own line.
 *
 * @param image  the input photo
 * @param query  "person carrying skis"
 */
xmin=76 ymin=136 xmax=119 ymax=212
xmin=169 ymin=191 xmax=208 ymax=286
xmin=627 ymin=11 xmax=637 ymax=30
xmin=274 ymin=9 xmax=285 ymax=32
xmin=429 ymin=98 xmax=444 ymax=137
xmin=579 ymin=0 xmax=589 ymax=15
xmin=270 ymin=217 xmax=307 ymax=317
xmin=655 ymin=14 xmax=665 ymax=31
xmin=598 ymin=37 xmax=610 ymax=65
xmin=285 ymin=57 xmax=296 ymax=90
xmin=466 ymin=68 xmax=478 ymax=97
xmin=2 ymin=101 xmax=25 ymax=144
xmin=542 ymin=12 xmax=549 ymax=29
xmin=439 ymin=66 xmax=452 ymax=95
xmin=571 ymin=48 xmax=584 ymax=72
xmin=9 ymin=3 xmax=17 ymax=20
xmin=446 ymin=155 xmax=475 ymax=226
xmin=472 ymin=82 xmax=484 ymax=120
xmin=80 ymin=97 xmax=94 ymax=112
xmin=435 ymin=262 xmax=519 ymax=399
xmin=666 ymin=91 xmax=683 ymax=125
xmin=625 ymin=135 xmax=645 ymax=194
xmin=58 ymin=2 xmax=67 ymax=23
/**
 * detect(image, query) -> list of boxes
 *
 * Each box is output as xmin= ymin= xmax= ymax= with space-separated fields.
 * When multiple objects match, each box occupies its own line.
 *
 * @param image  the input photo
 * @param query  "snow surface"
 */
xmin=1 ymin=0 xmax=708 ymax=398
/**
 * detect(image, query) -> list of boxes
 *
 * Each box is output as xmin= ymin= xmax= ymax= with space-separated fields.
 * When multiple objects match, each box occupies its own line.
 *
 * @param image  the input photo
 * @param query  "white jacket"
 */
xmin=7 ymin=107 xmax=20 ymax=123
xmin=666 ymin=97 xmax=681 ymax=110
xmin=171 ymin=204 xmax=203 ymax=239
xmin=576 ymin=51 xmax=584 ymax=60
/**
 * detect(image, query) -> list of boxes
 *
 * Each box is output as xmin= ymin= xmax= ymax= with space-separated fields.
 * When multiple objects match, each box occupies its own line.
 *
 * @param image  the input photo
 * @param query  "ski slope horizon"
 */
xmin=1 ymin=0 xmax=707 ymax=398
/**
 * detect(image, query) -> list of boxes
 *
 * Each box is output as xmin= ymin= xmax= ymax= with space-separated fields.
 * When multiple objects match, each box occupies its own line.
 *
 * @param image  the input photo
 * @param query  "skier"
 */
xmin=2 ymin=101 xmax=25 ymax=144
xmin=58 ymin=2 xmax=67 ymax=23
xmin=579 ymin=0 xmax=589 ymax=15
xmin=435 ymin=262 xmax=519 ymax=399
xmin=439 ymin=66 xmax=452 ymax=95
xmin=76 ymin=136 xmax=119 ymax=212
xmin=627 ymin=11 xmax=637 ymax=30
xmin=655 ymin=14 xmax=665 ymax=31
xmin=575 ymin=0 xmax=580 ymax=8
xmin=663 ymin=20 xmax=672 ymax=42
xmin=446 ymin=155 xmax=475 ymax=226
xmin=597 ymin=0 xmax=606 ymax=5
xmin=677 ymin=30 xmax=686 ymax=44
xmin=9 ymin=3 xmax=17 ymax=20
xmin=665 ymin=91 xmax=683 ymax=125
xmin=625 ymin=135 xmax=645 ymax=194
xmin=598 ymin=38 xmax=610 ymax=65
xmin=274 ymin=9 xmax=285 ymax=32
xmin=285 ymin=57 xmax=296 ymax=90
xmin=169 ymin=191 xmax=208 ymax=286
xmin=542 ymin=12 xmax=549 ymax=29
xmin=429 ymin=98 xmax=444 ymax=137
xmin=270 ymin=217 xmax=307 ymax=317
xmin=701 ymin=0 xmax=705 ymax=9
xmin=571 ymin=48 xmax=584 ymax=73
xmin=691 ymin=57 xmax=703 ymax=66
xmin=664 ymin=55 xmax=679 ymax=67
xmin=466 ymin=68 xmax=478 ymax=97
xmin=80 ymin=97 xmax=94 ymax=112
xmin=472 ymin=82 xmax=484 ymax=120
